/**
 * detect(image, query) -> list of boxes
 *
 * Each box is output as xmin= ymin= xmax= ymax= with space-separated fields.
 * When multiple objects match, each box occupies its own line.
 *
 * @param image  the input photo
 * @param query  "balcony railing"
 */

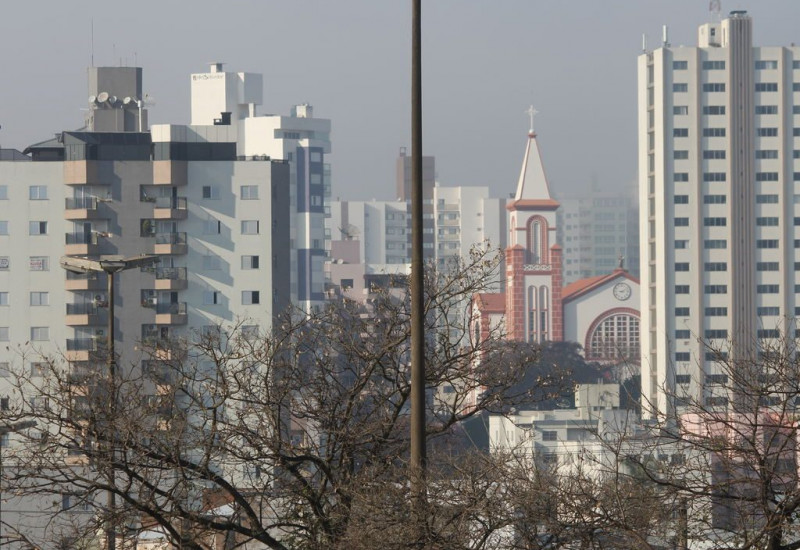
xmin=155 ymin=232 xmax=187 ymax=245
xmin=66 ymin=303 xmax=100 ymax=315
xmin=65 ymin=197 xmax=98 ymax=210
xmin=154 ymin=197 xmax=187 ymax=210
xmin=66 ymin=338 xmax=101 ymax=351
xmin=155 ymin=267 xmax=187 ymax=282
xmin=65 ymin=232 xmax=98 ymax=245
xmin=156 ymin=302 xmax=186 ymax=315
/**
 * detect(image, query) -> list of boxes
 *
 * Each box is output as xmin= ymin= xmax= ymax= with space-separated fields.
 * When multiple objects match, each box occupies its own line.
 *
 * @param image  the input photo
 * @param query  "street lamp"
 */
xmin=60 ymin=254 xmax=159 ymax=550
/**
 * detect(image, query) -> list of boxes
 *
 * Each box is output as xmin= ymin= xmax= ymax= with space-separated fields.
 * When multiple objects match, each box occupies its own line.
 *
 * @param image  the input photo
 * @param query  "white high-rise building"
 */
xmin=638 ymin=11 xmax=800 ymax=418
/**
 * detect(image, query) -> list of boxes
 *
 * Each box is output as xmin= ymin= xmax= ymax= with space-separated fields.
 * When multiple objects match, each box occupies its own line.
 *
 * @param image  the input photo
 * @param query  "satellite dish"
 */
xmin=339 ymin=224 xmax=361 ymax=239
xmin=109 ymin=95 xmax=118 ymax=105
xmin=88 ymin=95 xmax=97 ymax=104
xmin=97 ymin=92 xmax=109 ymax=103
xmin=123 ymin=96 xmax=132 ymax=105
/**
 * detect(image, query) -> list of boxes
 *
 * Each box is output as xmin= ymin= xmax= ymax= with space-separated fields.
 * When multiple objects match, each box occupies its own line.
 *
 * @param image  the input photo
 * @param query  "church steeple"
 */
xmin=511 ymin=106 xmax=558 ymax=205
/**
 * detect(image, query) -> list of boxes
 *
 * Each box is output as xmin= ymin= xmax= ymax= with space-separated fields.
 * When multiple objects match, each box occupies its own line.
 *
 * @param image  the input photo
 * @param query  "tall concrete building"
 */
xmin=190 ymin=63 xmax=332 ymax=312
xmin=638 ymin=12 xmax=800 ymax=417
xmin=556 ymin=187 xmax=640 ymax=284
xmin=396 ymin=148 xmax=436 ymax=259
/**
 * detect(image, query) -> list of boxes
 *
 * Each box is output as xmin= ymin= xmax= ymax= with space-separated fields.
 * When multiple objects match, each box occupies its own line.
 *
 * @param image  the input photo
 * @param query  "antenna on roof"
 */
xmin=710 ymin=0 xmax=722 ymax=22
xmin=90 ymin=18 xmax=94 ymax=67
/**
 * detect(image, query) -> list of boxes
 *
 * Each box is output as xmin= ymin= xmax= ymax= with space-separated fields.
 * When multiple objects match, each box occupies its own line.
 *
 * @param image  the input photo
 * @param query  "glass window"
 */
xmin=29 ymin=257 xmax=49 ymax=271
xmin=203 ymin=291 xmax=221 ymax=305
xmin=241 ymin=255 xmax=260 ymax=270
xmin=202 ymin=185 xmax=220 ymax=200
xmin=30 ymin=327 xmax=49 ymax=341
xmin=29 ymin=221 xmax=47 ymax=235
xmin=0 ymin=186 xmax=7 ymax=200
xmin=0 ymin=292 xmax=7 ymax=306
xmin=0 ymin=221 xmax=8 ymax=235
xmin=28 ymin=186 xmax=47 ymax=200
xmin=242 ymin=291 xmax=260 ymax=305
xmin=241 ymin=221 xmax=259 ymax=235
xmin=30 ymin=292 xmax=49 ymax=306
xmin=241 ymin=185 xmax=259 ymax=200
xmin=0 ymin=327 xmax=8 ymax=341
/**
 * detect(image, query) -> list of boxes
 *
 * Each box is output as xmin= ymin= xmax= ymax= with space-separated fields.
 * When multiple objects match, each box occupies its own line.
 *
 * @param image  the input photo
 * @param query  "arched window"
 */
xmin=527 ymin=285 xmax=537 ymax=342
xmin=586 ymin=311 xmax=641 ymax=362
xmin=526 ymin=216 xmax=549 ymax=265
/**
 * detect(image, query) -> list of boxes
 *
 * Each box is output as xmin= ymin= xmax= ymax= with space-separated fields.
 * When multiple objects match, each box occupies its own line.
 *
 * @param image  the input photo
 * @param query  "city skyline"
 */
xmin=2 ymin=2 xmax=800 ymax=201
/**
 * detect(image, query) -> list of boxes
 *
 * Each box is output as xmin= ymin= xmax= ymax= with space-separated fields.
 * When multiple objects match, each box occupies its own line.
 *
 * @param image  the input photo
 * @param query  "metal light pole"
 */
xmin=60 ymin=255 xmax=159 ymax=550
xmin=410 ymin=0 xmax=427 ymax=536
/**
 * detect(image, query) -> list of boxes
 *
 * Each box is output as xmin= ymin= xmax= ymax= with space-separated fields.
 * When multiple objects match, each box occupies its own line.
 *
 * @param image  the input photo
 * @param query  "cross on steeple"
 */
xmin=526 ymin=105 xmax=539 ymax=134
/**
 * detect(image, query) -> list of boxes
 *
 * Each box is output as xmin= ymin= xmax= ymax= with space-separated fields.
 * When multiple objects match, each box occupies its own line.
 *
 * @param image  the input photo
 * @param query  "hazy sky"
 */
xmin=2 ymin=1 xmax=800 ymax=200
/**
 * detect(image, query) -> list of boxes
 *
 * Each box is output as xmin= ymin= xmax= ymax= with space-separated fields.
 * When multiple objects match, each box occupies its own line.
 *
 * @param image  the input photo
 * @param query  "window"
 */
xmin=0 ymin=186 xmax=6 ymax=200
xmin=795 ymin=128 xmax=800 ymax=137
xmin=202 ymin=219 xmax=221 ymax=234
xmin=758 ymin=329 xmax=780 ymax=339
xmin=674 ymin=195 xmax=689 ymax=204
xmin=0 ymin=221 xmax=7 ymax=235
xmin=705 ymin=329 xmax=728 ymax=339
xmin=242 ymin=291 xmax=260 ymax=305
xmin=676 ymin=308 xmax=690 ymax=317
xmin=756 ymin=105 xmax=779 ymax=115
xmin=756 ymin=60 xmax=778 ymax=70
xmin=241 ymin=220 xmax=259 ymax=235
xmin=755 ymin=82 xmax=779 ymax=92
xmin=30 ymin=327 xmax=49 ymax=341
xmin=0 ymin=292 xmax=7 ymax=306
xmin=674 ymin=150 xmax=689 ymax=159
xmin=757 ymin=217 xmax=779 ymax=226
xmin=673 ymin=61 xmax=688 ymax=70
xmin=673 ymin=128 xmax=689 ymax=137
xmin=673 ymin=83 xmax=688 ymax=92
xmin=702 ymin=83 xmax=726 ymax=92
xmin=28 ymin=186 xmax=47 ymax=200
xmin=757 ymin=262 xmax=779 ymax=271
xmin=704 ymin=239 xmax=727 ymax=249
xmin=705 ymin=285 xmax=727 ymax=294
xmin=703 ymin=172 xmax=726 ymax=182
xmin=757 ymin=240 xmax=779 ymax=249
xmin=675 ymin=263 xmax=689 ymax=271
xmin=705 ymin=307 xmax=728 ymax=316
xmin=203 ymin=291 xmax=221 ymax=305
xmin=202 ymin=186 xmax=220 ymax=199
xmin=675 ymin=330 xmax=691 ymax=339
xmin=703 ymin=128 xmax=726 ymax=137
xmin=676 ymin=374 xmax=691 ymax=384
xmin=704 ymin=217 xmax=727 ymax=226
xmin=703 ymin=150 xmax=726 ymax=159
xmin=704 ymin=262 xmax=727 ymax=271
xmin=756 ymin=149 xmax=779 ymax=158
xmin=756 ymin=172 xmax=779 ymax=181
xmin=241 ymin=255 xmax=260 ymax=270
xmin=704 ymin=195 xmax=726 ymax=204
xmin=240 ymin=185 xmax=259 ymax=200
xmin=757 ymin=194 xmax=779 ymax=204
xmin=675 ymin=285 xmax=690 ymax=294
xmin=673 ymin=106 xmax=689 ymax=115
xmin=758 ymin=307 xmax=780 ymax=316
xmin=29 ymin=257 xmax=49 ymax=271
xmin=675 ymin=352 xmax=691 ymax=362
xmin=542 ymin=431 xmax=558 ymax=442
xmin=241 ymin=325 xmax=259 ymax=340
xmin=757 ymin=284 xmax=780 ymax=294
xmin=674 ymin=172 xmax=689 ymax=182
xmin=758 ymin=128 xmax=779 ymax=137
xmin=703 ymin=106 xmax=725 ymax=115
xmin=703 ymin=61 xmax=725 ymax=70
xmin=707 ymin=374 xmax=729 ymax=385
xmin=30 ymin=292 xmax=49 ymax=306
xmin=674 ymin=218 xmax=689 ymax=226
xmin=29 ymin=221 xmax=47 ymax=235
xmin=675 ymin=240 xmax=688 ymax=249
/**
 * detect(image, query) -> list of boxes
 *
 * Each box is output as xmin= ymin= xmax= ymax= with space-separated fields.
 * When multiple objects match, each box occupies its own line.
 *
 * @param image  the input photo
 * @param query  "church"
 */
xmin=471 ymin=117 xmax=641 ymax=366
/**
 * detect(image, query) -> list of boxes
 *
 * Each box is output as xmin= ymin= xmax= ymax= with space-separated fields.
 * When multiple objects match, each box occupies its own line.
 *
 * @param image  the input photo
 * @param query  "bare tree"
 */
xmin=0 ymin=246 xmax=569 ymax=549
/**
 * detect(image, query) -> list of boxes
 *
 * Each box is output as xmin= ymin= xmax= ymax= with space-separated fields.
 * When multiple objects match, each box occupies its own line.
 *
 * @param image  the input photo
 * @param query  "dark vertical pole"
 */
xmin=106 ymin=271 xmax=116 ymax=550
xmin=410 ymin=0 xmax=426 ymax=535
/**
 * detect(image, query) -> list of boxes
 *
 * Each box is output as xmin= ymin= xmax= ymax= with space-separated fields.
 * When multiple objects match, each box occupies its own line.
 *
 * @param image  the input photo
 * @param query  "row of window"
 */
xmin=0 ymin=185 xmax=48 ymax=200
xmin=202 ymin=290 xmax=264 ymax=306
xmin=202 ymin=185 xmax=261 ymax=200
xmin=675 ymin=149 xmax=800 ymax=159
xmin=0 ymin=327 xmax=49 ymax=342
xmin=675 ymin=127 xmax=800 ymax=138
xmin=0 ymin=221 xmax=49 ymax=236
xmin=673 ymin=60 xmax=800 ymax=71
xmin=674 ymin=82 xmax=800 ymax=93
xmin=0 ymin=292 xmax=49 ymax=306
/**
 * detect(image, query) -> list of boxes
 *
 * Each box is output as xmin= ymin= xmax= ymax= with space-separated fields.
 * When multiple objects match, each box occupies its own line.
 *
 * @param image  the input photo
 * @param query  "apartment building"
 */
xmin=638 ymin=11 xmax=800 ymax=417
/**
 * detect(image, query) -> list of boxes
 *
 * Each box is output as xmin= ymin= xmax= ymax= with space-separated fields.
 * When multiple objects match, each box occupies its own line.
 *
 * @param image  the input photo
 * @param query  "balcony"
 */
xmin=63 ymin=160 xmax=105 ymax=185
xmin=153 ymin=160 xmax=187 ymax=186
xmin=65 ymin=232 xmax=100 ymax=256
xmin=153 ymin=197 xmax=188 ymax=220
xmin=155 ymin=302 xmax=187 ymax=325
xmin=65 ymin=338 xmax=103 ymax=362
xmin=153 ymin=267 xmax=188 ymax=290
xmin=154 ymin=232 xmax=187 ymax=255
xmin=65 ymin=303 xmax=105 ymax=326
xmin=65 ymin=270 xmax=105 ymax=291
xmin=64 ymin=197 xmax=105 ymax=220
